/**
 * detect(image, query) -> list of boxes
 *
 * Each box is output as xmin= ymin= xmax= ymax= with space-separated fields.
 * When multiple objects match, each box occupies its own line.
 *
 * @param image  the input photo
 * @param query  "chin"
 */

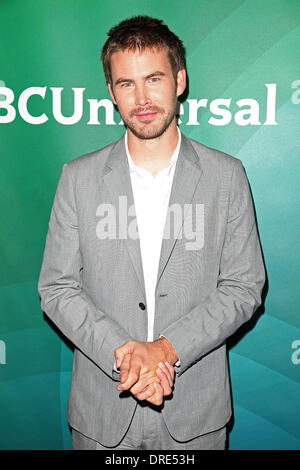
xmin=126 ymin=118 xmax=175 ymax=140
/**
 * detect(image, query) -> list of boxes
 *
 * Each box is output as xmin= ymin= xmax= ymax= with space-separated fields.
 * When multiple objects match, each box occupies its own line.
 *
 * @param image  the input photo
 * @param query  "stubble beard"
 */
xmin=120 ymin=99 xmax=178 ymax=141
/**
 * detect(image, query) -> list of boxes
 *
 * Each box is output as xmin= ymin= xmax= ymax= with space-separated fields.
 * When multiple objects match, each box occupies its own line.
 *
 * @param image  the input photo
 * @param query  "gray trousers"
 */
xmin=72 ymin=403 xmax=227 ymax=450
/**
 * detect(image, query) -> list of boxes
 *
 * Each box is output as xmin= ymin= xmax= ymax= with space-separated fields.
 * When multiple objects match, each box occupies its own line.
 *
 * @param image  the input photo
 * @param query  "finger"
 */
xmin=117 ymin=362 xmax=141 ymax=391
xmin=119 ymin=353 xmax=131 ymax=370
xmin=165 ymin=361 xmax=175 ymax=382
xmin=160 ymin=361 xmax=175 ymax=386
xmin=115 ymin=352 xmax=123 ymax=370
xmin=156 ymin=367 xmax=172 ymax=395
xmin=114 ymin=342 xmax=134 ymax=369
xmin=130 ymin=375 xmax=160 ymax=396
xmin=146 ymin=382 xmax=163 ymax=406
xmin=119 ymin=353 xmax=131 ymax=384
xmin=158 ymin=362 xmax=173 ymax=388
xmin=119 ymin=369 xmax=129 ymax=384
xmin=135 ymin=383 xmax=156 ymax=401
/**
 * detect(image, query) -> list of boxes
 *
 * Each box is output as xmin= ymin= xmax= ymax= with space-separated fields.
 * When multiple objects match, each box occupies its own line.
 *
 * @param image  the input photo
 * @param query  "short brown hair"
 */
xmin=101 ymin=15 xmax=186 ymax=84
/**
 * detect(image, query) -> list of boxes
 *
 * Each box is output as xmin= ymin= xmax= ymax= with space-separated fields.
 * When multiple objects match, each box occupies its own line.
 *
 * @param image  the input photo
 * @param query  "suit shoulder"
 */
xmin=187 ymin=136 xmax=241 ymax=170
xmin=63 ymin=138 xmax=120 ymax=175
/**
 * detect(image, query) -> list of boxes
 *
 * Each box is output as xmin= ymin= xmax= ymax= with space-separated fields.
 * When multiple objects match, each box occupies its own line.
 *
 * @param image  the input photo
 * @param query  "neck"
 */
xmin=127 ymin=121 xmax=179 ymax=175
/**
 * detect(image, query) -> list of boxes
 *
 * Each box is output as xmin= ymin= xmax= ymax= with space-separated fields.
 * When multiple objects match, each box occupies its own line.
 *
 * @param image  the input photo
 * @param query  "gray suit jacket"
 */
xmin=38 ymin=133 xmax=265 ymax=446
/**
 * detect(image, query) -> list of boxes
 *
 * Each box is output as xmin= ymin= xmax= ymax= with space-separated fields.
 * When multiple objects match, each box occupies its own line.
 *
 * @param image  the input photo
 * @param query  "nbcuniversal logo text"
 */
xmin=0 ymin=83 xmax=278 ymax=126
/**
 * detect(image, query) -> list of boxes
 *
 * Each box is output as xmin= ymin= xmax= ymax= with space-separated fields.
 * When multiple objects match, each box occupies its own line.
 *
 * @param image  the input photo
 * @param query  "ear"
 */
xmin=176 ymin=69 xmax=186 ymax=98
xmin=107 ymin=82 xmax=117 ymax=105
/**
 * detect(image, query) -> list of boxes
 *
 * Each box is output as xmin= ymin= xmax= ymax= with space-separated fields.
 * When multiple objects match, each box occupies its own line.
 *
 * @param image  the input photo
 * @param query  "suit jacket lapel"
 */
xmin=102 ymin=135 xmax=147 ymax=301
xmin=156 ymin=134 xmax=203 ymax=288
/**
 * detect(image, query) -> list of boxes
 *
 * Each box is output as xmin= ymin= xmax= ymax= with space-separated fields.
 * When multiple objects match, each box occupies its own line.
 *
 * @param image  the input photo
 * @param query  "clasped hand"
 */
xmin=114 ymin=338 xmax=178 ymax=406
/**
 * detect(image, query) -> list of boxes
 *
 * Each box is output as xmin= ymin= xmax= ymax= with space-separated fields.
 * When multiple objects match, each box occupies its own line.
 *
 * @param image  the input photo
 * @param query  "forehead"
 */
xmin=110 ymin=47 xmax=173 ymax=81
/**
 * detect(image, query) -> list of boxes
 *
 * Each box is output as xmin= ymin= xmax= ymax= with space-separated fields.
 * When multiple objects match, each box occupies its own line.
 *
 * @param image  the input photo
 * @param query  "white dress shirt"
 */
xmin=125 ymin=128 xmax=181 ymax=342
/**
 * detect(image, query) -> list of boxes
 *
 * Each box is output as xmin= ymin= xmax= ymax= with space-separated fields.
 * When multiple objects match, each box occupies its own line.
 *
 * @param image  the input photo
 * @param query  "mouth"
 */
xmin=134 ymin=111 xmax=158 ymax=121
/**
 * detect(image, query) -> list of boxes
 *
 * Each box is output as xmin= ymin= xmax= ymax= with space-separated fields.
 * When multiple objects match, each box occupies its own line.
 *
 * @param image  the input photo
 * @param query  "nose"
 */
xmin=135 ymin=83 xmax=151 ymax=107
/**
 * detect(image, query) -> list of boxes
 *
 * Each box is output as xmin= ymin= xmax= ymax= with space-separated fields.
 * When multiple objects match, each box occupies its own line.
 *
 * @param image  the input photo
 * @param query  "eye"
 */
xmin=121 ymin=82 xmax=133 ymax=88
xmin=149 ymin=77 xmax=160 ymax=83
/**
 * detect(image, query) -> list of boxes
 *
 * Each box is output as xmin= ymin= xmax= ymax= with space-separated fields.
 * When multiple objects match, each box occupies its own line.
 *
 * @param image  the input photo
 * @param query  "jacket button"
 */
xmin=139 ymin=302 xmax=146 ymax=310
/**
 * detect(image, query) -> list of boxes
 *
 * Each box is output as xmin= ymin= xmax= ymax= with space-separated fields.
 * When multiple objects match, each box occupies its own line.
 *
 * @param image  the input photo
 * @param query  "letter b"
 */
xmin=0 ymin=87 xmax=16 ymax=123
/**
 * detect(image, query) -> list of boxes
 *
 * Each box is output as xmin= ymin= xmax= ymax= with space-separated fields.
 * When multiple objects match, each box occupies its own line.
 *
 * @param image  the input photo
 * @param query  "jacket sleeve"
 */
xmin=37 ymin=162 xmax=133 ymax=381
xmin=161 ymin=159 xmax=265 ymax=376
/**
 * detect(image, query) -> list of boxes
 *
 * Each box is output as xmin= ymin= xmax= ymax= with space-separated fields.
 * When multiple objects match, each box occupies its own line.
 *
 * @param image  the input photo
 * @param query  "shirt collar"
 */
xmin=125 ymin=127 xmax=181 ymax=177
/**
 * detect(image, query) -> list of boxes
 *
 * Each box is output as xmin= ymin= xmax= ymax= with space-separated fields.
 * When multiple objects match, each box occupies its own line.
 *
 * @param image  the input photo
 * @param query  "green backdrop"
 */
xmin=0 ymin=0 xmax=299 ymax=450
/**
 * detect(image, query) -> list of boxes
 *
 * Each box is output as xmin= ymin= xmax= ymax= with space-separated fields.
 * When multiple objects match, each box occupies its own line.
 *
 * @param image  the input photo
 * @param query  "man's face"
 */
xmin=107 ymin=48 xmax=186 ymax=140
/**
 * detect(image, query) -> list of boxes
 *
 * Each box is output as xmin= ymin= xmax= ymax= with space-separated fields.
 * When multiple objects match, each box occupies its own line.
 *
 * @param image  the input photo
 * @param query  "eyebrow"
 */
xmin=114 ymin=71 xmax=166 ymax=86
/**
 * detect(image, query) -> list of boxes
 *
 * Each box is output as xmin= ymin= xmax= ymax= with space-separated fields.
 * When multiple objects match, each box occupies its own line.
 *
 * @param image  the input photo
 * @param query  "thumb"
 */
xmin=115 ymin=352 xmax=123 ymax=369
xmin=119 ymin=353 xmax=131 ymax=383
xmin=115 ymin=341 xmax=134 ymax=368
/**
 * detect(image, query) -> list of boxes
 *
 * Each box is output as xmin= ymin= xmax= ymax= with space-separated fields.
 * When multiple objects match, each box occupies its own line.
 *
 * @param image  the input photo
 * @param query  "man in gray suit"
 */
xmin=38 ymin=16 xmax=265 ymax=450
